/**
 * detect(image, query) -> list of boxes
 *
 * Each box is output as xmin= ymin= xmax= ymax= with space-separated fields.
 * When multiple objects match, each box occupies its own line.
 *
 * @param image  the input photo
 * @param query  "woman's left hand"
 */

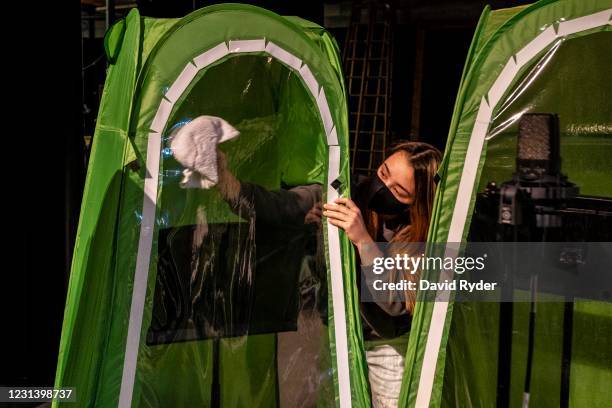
xmin=323 ymin=198 xmax=373 ymax=247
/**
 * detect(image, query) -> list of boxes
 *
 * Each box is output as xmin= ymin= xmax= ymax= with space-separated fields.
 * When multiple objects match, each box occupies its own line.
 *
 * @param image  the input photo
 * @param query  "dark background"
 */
xmin=5 ymin=0 xmax=532 ymax=391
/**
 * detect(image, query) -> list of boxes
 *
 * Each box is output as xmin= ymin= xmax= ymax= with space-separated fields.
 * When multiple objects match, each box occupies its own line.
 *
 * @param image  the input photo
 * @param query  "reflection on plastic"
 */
xmin=487 ymin=40 xmax=563 ymax=141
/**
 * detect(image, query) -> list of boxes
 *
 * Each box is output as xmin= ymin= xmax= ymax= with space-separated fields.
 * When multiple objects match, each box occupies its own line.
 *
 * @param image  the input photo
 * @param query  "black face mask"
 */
xmin=365 ymin=173 xmax=410 ymax=215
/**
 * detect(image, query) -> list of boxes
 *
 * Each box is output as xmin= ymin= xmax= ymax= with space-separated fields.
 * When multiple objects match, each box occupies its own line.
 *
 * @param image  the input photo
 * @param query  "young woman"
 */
xmin=216 ymin=141 xmax=441 ymax=407
xmin=323 ymin=141 xmax=441 ymax=407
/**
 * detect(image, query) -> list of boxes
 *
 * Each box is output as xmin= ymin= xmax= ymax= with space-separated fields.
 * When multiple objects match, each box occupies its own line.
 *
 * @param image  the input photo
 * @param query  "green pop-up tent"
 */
xmin=55 ymin=1 xmax=611 ymax=407
xmin=54 ymin=4 xmax=372 ymax=407
xmin=400 ymin=1 xmax=611 ymax=407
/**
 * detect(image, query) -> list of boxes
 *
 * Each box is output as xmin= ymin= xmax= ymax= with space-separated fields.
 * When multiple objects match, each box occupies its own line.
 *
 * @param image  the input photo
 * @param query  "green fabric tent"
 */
xmin=54 ymin=4 xmax=370 ymax=407
xmin=400 ymin=1 xmax=611 ymax=407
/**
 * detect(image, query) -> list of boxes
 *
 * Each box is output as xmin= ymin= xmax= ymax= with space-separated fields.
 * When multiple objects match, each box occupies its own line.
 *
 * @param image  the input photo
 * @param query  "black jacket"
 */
xmin=231 ymin=179 xmax=411 ymax=340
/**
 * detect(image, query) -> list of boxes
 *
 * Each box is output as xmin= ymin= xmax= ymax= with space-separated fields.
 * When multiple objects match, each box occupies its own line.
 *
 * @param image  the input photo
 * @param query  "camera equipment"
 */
xmin=469 ymin=113 xmax=612 ymax=408
xmin=498 ymin=114 xmax=579 ymax=228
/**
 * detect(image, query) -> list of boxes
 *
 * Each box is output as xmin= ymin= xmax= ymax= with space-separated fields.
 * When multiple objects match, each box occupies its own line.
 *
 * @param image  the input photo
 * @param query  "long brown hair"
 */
xmin=363 ymin=141 xmax=441 ymax=312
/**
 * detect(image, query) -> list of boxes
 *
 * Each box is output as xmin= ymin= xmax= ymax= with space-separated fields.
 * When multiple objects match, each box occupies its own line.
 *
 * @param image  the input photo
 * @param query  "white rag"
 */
xmin=170 ymin=115 xmax=240 ymax=189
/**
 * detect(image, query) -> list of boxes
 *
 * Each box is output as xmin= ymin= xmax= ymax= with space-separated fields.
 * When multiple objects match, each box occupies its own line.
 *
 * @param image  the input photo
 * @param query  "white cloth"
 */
xmin=170 ymin=115 xmax=240 ymax=189
xmin=366 ymin=344 xmax=405 ymax=408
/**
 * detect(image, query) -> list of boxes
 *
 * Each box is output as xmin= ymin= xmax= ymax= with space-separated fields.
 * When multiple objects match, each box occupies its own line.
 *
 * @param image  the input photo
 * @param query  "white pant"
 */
xmin=366 ymin=344 xmax=405 ymax=408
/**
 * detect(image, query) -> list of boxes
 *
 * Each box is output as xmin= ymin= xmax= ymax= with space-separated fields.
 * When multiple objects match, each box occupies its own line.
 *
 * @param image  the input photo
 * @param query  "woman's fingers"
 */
xmin=323 ymin=209 xmax=349 ymax=221
xmin=335 ymin=197 xmax=359 ymax=212
xmin=323 ymin=202 xmax=352 ymax=215
xmin=327 ymin=217 xmax=347 ymax=229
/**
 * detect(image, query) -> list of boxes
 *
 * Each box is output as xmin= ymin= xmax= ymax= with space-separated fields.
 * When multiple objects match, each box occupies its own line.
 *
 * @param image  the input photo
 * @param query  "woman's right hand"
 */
xmin=216 ymin=150 xmax=240 ymax=202
xmin=217 ymin=149 xmax=229 ymax=175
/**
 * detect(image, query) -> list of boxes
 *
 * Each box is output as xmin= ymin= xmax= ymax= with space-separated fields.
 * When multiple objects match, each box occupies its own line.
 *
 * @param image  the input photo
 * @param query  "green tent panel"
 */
xmin=401 ymin=1 xmax=612 ymax=407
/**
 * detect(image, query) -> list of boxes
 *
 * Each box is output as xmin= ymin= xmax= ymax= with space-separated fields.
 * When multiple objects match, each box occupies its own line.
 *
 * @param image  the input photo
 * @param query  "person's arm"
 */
xmin=359 ymin=245 xmax=412 ymax=316
xmin=323 ymin=198 xmax=412 ymax=316
xmin=361 ymin=261 xmax=415 ymax=316
xmin=216 ymin=150 xmax=322 ymax=226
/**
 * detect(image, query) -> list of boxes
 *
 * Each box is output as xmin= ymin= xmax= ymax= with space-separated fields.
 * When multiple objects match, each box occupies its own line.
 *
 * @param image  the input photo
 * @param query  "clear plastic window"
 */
xmin=135 ymin=55 xmax=334 ymax=407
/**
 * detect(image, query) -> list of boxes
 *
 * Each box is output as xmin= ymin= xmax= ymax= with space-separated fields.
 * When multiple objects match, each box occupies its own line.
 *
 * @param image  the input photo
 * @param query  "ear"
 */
xmin=216 ymin=117 xmax=240 ymax=142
